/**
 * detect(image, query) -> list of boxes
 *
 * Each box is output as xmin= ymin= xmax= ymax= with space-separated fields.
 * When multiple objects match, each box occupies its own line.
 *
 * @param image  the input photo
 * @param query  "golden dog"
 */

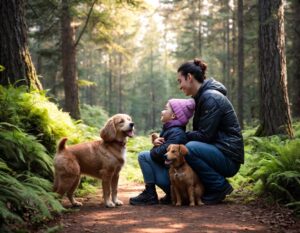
xmin=53 ymin=114 xmax=134 ymax=208
xmin=165 ymin=144 xmax=204 ymax=206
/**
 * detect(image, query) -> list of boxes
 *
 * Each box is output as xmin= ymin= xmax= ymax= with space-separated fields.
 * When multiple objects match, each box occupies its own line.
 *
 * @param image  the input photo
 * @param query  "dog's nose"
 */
xmin=130 ymin=122 xmax=134 ymax=128
xmin=163 ymin=154 xmax=168 ymax=160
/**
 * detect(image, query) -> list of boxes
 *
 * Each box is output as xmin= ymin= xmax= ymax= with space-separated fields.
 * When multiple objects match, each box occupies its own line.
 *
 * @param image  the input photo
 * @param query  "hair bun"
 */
xmin=193 ymin=58 xmax=201 ymax=66
xmin=194 ymin=58 xmax=207 ymax=73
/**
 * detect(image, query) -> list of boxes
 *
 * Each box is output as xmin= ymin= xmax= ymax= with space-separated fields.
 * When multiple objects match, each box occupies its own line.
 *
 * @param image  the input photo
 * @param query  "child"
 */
xmin=129 ymin=98 xmax=195 ymax=205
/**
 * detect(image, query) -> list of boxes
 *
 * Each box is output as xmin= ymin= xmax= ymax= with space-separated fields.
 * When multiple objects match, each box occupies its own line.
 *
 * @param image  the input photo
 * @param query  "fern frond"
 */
xmin=0 ymin=201 xmax=23 ymax=223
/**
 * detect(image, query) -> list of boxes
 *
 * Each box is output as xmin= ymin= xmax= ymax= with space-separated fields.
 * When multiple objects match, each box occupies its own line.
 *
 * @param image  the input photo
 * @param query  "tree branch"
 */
xmin=74 ymin=0 xmax=97 ymax=48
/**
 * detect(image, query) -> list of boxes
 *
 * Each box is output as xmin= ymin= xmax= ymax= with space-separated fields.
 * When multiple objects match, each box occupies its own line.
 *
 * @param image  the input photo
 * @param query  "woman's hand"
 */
xmin=153 ymin=137 xmax=165 ymax=146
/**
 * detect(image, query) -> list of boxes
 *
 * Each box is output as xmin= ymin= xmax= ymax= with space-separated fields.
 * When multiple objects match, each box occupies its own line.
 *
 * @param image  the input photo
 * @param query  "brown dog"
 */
xmin=53 ymin=114 xmax=134 ymax=208
xmin=165 ymin=144 xmax=204 ymax=206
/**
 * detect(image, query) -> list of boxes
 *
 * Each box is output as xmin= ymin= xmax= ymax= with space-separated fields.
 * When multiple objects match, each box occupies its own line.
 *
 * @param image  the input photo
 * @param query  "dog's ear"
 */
xmin=167 ymin=144 xmax=172 ymax=152
xmin=179 ymin=144 xmax=188 ymax=156
xmin=100 ymin=118 xmax=116 ymax=142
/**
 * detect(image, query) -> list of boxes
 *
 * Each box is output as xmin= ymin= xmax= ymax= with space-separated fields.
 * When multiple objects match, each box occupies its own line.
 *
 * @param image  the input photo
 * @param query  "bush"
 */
xmin=0 ymin=86 xmax=99 ymax=231
xmin=0 ymin=123 xmax=53 ymax=179
xmin=231 ymin=134 xmax=300 ymax=214
xmin=0 ymin=170 xmax=64 ymax=232
xmin=80 ymin=104 xmax=109 ymax=129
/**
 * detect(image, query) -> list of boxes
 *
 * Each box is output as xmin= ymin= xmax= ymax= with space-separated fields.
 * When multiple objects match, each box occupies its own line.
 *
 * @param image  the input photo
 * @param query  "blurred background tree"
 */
xmin=22 ymin=0 xmax=299 ymax=135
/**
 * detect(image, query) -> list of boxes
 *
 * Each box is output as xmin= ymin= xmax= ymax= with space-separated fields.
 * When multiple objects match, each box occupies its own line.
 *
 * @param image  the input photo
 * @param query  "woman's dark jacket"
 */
xmin=150 ymin=125 xmax=188 ymax=166
xmin=186 ymin=78 xmax=244 ymax=164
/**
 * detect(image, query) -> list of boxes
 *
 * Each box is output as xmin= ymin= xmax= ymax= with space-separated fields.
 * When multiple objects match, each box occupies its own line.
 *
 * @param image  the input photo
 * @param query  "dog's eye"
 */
xmin=171 ymin=150 xmax=176 ymax=153
xmin=119 ymin=119 xmax=124 ymax=124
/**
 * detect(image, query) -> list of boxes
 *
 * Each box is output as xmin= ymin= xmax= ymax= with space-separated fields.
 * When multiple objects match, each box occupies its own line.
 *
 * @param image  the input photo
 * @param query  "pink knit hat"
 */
xmin=168 ymin=98 xmax=195 ymax=125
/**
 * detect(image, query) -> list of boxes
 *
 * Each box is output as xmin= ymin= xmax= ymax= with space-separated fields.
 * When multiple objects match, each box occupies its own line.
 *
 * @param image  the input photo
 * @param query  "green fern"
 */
xmin=0 ymin=171 xmax=64 ymax=226
xmin=0 ymin=86 xmax=102 ymax=231
xmin=231 ymin=133 xmax=300 ymax=214
xmin=0 ymin=127 xmax=53 ymax=179
xmin=246 ymin=138 xmax=300 ymax=212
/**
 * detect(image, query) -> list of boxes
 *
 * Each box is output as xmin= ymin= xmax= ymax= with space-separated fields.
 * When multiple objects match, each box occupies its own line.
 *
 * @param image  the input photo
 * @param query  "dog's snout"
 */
xmin=130 ymin=122 xmax=134 ymax=128
xmin=163 ymin=154 xmax=168 ymax=160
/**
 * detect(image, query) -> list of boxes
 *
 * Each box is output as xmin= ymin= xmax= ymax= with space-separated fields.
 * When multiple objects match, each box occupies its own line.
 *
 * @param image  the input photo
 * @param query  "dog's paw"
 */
xmin=114 ymin=199 xmax=123 ymax=206
xmin=72 ymin=201 xmax=83 ymax=207
xmin=189 ymin=202 xmax=195 ymax=207
xmin=105 ymin=201 xmax=116 ymax=208
xmin=175 ymin=202 xmax=182 ymax=206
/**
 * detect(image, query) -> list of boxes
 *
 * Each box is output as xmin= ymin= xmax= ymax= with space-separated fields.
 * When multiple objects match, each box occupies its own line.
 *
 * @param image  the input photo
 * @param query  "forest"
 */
xmin=0 ymin=0 xmax=300 ymax=232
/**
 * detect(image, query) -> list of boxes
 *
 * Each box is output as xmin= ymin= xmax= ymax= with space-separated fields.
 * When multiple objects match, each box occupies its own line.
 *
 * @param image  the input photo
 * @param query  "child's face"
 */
xmin=161 ymin=103 xmax=175 ymax=123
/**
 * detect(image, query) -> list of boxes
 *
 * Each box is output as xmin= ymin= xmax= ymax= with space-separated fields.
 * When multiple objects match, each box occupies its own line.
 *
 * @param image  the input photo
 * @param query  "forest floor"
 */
xmin=40 ymin=181 xmax=300 ymax=233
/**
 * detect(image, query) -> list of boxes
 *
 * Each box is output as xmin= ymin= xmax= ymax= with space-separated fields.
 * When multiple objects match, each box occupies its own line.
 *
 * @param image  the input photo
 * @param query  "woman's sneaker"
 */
xmin=159 ymin=194 xmax=172 ymax=205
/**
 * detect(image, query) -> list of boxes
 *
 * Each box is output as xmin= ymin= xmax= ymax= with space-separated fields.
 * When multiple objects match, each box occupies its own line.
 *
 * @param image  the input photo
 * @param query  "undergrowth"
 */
xmin=0 ymin=86 xmax=107 ymax=232
xmin=231 ymin=124 xmax=300 ymax=215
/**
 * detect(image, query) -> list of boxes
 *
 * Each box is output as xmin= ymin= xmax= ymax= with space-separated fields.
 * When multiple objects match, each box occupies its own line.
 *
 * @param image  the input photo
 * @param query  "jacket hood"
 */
xmin=194 ymin=78 xmax=227 ymax=99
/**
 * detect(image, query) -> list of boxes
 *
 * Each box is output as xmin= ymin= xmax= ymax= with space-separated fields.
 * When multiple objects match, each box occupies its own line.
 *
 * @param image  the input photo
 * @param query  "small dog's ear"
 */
xmin=179 ymin=144 xmax=188 ymax=155
xmin=167 ymin=144 xmax=172 ymax=152
xmin=100 ymin=118 xmax=116 ymax=142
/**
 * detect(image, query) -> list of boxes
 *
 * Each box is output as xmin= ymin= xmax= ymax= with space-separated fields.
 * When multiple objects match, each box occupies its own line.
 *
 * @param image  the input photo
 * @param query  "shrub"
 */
xmin=0 ymin=86 xmax=99 ymax=231
xmin=231 ymin=134 xmax=300 ymax=214
xmin=80 ymin=104 xmax=109 ymax=129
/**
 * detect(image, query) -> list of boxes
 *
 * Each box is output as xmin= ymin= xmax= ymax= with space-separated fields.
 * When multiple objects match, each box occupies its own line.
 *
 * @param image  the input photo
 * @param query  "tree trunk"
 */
xmin=149 ymin=47 xmax=156 ymax=130
xmin=291 ymin=0 xmax=300 ymax=118
xmin=118 ymin=54 xmax=123 ymax=113
xmin=237 ymin=0 xmax=244 ymax=129
xmin=61 ymin=0 xmax=80 ymax=119
xmin=256 ymin=0 xmax=293 ymax=138
xmin=0 ymin=0 xmax=42 ymax=90
xmin=231 ymin=0 xmax=237 ymax=107
xmin=225 ymin=0 xmax=231 ymax=100
xmin=108 ymin=55 xmax=113 ymax=115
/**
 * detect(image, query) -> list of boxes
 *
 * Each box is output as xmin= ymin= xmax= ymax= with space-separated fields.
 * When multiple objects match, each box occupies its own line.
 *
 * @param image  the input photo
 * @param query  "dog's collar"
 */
xmin=173 ymin=162 xmax=185 ymax=170
xmin=112 ymin=140 xmax=126 ymax=147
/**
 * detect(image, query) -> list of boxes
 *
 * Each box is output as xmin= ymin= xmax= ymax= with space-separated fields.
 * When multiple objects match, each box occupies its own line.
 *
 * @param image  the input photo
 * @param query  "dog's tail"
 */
xmin=58 ymin=137 xmax=68 ymax=152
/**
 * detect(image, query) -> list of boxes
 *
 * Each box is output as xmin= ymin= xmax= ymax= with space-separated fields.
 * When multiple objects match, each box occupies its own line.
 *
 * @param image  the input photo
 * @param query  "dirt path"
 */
xmin=47 ymin=183 xmax=300 ymax=233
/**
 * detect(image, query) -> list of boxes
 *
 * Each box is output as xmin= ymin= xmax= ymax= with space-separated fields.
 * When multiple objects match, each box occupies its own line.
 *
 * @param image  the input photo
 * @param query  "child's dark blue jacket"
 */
xmin=150 ymin=125 xmax=188 ymax=166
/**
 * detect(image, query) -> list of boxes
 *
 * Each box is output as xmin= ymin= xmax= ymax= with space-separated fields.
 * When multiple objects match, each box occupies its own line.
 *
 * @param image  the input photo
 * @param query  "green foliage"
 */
xmin=231 ymin=134 xmax=300 ymax=214
xmin=0 ymin=170 xmax=64 ymax=231
xmin=0 ymin=65 xmax=5 ymax=71
xmin=0 ymin=86 xmax=99 ymax=231
xmin=0 ymin=85 xmax=78 ymax=154
xmin=80 ymin=104 xmax=109 ymax=129
xmin=293 ymin=121 xmax=300 ymax=139
xmin=78 ymin=79 xmax=97 ymax=87
xmin=0 ymin=125 xmax=53 ymax=179
xmin=75 ymin=177 xmax=100 ymax=197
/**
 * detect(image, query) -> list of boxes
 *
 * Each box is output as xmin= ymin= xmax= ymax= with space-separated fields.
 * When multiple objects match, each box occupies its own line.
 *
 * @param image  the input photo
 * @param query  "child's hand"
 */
xmin=153 ymin=137 xmax=165 ymax=146
xmin=151 ymin=133 xmax=159 ymax=144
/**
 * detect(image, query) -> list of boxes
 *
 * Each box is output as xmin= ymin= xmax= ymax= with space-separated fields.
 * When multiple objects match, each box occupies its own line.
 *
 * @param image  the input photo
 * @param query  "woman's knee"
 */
xmin=184 ymin=141 xmax=210 ymax=165
xmin=185 ymin=141 xmax=203 ymax=158
xmin=186 ymin=141 xmax=202 ymax=150
xmin=138 ymin=151 xmax=151 ymax=163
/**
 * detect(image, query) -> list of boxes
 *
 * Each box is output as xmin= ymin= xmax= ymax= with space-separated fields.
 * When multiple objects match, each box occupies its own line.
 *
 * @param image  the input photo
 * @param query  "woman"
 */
xmin=176 ymin=58 xmax=244 ymax=204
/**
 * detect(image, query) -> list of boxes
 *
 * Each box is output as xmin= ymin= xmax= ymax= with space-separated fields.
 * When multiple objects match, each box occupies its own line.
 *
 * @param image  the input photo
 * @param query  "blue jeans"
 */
xmin=138 ymin=151 xmax=170 ymax=193
xmin=185 ymin=141 xmax=240 ymax=193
